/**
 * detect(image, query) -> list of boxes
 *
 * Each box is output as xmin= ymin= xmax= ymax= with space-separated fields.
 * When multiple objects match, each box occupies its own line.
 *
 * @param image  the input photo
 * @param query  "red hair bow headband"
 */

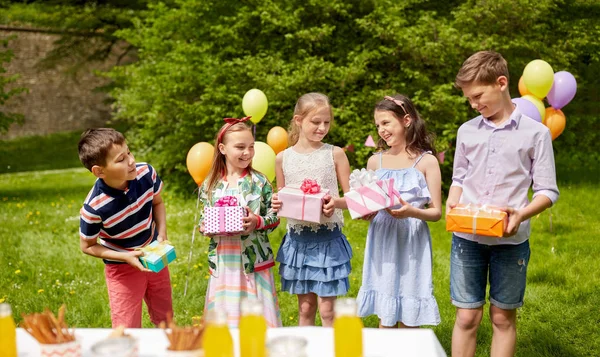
xmin=384 ymin=96 xmax=408 ymax=114
xmin=217 ymin=116 xmax=252 ymax=143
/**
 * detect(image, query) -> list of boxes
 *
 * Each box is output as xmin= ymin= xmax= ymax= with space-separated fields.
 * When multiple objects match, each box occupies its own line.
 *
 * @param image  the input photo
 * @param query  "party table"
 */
xmin=17 ymin=326 xmax=447 ymax=357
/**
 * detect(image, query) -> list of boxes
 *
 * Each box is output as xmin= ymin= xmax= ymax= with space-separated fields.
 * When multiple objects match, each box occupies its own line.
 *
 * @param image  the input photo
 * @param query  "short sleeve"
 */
xmin=148 ymin=164 xmax=163 ymax=196
xmin=80 ymin=204 xmax=102 ymax=240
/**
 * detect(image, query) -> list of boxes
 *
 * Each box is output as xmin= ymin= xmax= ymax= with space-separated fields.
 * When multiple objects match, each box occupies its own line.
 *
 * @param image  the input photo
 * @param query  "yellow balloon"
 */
xmin=522 ymin=95 xmax=546 ymax=123
xmin=266 ymin=126 xmax=288 ymax=154
xmin=252 ymin=141 xmax=276 ymax=181
xmin=186 ymin=142 xmax=214 ymax=185
xmin=522 ymin=59 xmax=554 ymax=99
xmin=242 ymin=89 xmax=268 ymax=124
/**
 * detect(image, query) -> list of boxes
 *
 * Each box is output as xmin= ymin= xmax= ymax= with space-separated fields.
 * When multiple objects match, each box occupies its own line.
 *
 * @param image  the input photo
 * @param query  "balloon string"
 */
xmin=184 ymin=187 xmax=201 ymax=297
xmin=253 ymin=124 xmax=256 ymax=139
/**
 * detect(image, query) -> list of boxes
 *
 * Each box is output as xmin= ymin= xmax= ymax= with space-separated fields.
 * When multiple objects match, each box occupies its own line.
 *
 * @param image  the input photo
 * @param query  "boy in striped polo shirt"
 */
xmin=78 ymin=128 xmax=172 ymax=328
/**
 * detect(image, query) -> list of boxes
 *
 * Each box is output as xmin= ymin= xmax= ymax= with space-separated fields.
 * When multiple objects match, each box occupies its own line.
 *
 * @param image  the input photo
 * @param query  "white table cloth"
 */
xmin=17 ymin=327 xmax=447 ymax=357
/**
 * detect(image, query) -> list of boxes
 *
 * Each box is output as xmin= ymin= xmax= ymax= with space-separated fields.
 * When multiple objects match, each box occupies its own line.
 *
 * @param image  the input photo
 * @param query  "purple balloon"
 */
xmin=547 ymin=71 xmax=577 ymax=109
xmin=512 ymin=98 xmax=542 ymax=123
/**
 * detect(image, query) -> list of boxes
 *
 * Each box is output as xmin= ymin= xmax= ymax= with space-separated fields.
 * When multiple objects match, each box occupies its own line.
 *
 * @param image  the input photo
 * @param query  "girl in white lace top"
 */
xmin=271 ymin=93 xmax=352 ymax=327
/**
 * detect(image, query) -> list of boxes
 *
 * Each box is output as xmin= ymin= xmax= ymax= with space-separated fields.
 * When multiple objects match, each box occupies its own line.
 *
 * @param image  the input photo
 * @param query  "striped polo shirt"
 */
xmin=79 ymin=163 xmax=163 ymax=264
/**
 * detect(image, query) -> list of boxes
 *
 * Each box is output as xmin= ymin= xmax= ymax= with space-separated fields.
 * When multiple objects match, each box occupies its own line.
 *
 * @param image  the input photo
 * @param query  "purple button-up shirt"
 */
xmin=451 ymin=109 xmax=559 ymax=245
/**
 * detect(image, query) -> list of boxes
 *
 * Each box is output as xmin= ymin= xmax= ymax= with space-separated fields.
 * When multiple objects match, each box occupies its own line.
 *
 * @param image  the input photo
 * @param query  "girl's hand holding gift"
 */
xmin=271 ymin=193 xmax=282 ymax=212
xmin=242 ymin=206 xmax=259 ymax=235
xmin=384 ymin=195 xmax=415 ymax=219
xmin=198 ymin=221 xmax=214 ymax=237
xmin=322 ymin=194 xmax=335 ymax=217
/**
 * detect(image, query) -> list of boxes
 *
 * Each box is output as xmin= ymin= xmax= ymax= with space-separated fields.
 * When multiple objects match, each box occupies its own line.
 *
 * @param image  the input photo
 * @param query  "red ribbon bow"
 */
xmin=217 ymin=116 xmax=252 ymax=143
xmin=300 ymin=179 xmax=321 ymax=194
xmin=215 ymin=196 xmax=239 ymax=207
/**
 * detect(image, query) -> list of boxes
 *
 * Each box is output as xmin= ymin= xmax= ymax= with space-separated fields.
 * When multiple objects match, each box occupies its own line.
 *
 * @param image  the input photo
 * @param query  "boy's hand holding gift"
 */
xmin=277 ymin=179 xmax=330 ymax=223
xmin=345 ymin=168 xmax=403 ymax=219
xmin=126 ymin=250 xmax=152 ymax=272
xmin=502 ymin=206 xmax=524 ymax=237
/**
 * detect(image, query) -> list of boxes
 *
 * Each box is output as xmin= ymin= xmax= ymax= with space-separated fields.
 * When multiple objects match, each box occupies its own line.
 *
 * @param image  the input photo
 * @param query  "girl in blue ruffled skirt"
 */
xmin=272 ymin=93 xmax=352 ymax=327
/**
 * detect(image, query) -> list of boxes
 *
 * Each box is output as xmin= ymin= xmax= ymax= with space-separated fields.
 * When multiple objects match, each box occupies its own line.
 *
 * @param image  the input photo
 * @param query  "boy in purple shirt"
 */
xmin=447 ymin=51 xmax=559 ymax=357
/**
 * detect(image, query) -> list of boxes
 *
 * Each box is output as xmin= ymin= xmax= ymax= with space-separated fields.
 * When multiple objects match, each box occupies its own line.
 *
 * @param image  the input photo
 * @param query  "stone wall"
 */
xmin=0 ymin=28 xmax=126 ymax=139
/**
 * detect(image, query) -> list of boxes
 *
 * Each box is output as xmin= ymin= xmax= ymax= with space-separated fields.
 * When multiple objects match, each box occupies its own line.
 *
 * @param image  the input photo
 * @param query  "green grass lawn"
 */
xmin=0 ymin=131 xmax=83 ymax=174
xmin=1 ymin=167 xmax=599 ymax=356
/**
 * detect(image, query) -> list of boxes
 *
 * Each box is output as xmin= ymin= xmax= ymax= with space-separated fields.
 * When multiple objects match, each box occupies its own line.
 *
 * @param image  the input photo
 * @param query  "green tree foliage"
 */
xmin=0 ymin=35 xmax=26 ymax=133
xmin=0 ymin=0 xmax=151 ymax=72
xmin=107 ymin=0 xmax=599 ymax=191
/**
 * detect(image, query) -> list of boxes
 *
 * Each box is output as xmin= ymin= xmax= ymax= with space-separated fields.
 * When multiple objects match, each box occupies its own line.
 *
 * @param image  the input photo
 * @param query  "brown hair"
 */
xmin=288 ymin=92 xmax=334 ymax=146
xmin=78 ymin=128 xmax=126 ymax=171
xmin=203 ymin=120 xmax=257 ymax=202
xmin=374 ymin=94 xmax=436 ymax=156
xmin=455 ymin=51 xmax=509 ymax=89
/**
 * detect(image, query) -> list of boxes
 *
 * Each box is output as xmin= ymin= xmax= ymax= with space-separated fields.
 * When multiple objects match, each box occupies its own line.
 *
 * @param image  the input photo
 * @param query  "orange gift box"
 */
xmin=446 ymin=204 xmax=507 ymax=238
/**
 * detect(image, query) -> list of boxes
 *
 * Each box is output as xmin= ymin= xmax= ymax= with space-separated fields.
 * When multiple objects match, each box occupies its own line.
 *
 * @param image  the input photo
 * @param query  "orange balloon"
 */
xmin=544 ymin=108 xmax=566 ymax=140
xmin=266 ymin=126 xmax=288 ymax=154
xmin=186 ymin=142 xmax=214 ymax=185
xmin=518 ymin=76 xmax=531 ymax=96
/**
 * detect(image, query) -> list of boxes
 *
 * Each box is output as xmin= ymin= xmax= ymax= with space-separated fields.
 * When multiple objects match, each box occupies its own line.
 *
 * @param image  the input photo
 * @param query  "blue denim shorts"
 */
xmin=450 ymin=234 xmax=530 ymax=310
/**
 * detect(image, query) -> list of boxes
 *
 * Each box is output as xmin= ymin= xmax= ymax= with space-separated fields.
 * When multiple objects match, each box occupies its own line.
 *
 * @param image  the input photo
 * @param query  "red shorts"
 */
xmin=104 ymin=264 xmax=173 ymax=328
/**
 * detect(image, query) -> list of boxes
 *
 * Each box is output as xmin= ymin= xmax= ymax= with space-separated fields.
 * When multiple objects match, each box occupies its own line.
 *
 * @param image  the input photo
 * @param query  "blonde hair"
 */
xmin=455 ymin=51 xmax=509 ymax=89
xmin=203 ymin=121 xmax=254 ymax=202
xmin=288 ymin=92 xmax=333 ymax=146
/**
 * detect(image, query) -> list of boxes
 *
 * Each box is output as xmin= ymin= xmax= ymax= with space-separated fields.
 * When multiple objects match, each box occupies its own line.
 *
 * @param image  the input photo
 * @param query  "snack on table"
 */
xmin=20 ymin=304 xmax=76 ymax=344
xmin=160 ymin=313 xmax=204 ymax=351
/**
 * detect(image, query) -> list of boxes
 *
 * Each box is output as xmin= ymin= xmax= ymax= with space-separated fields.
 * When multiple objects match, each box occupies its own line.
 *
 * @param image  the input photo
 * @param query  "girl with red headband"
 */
xmin=271 ymin=93 xmax=352 ymax=327
xmin=199 ymin=117 xmax=282 ymax=328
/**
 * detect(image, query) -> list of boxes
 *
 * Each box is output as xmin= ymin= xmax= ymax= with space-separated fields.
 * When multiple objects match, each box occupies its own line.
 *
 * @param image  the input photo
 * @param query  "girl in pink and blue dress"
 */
xmin=272 ymin=93 xmax=352 ymax=327
xmin=199 ymin=117 xmax=282 ymax=328
xmin=357 ymin=94 xmax=442 ymax=328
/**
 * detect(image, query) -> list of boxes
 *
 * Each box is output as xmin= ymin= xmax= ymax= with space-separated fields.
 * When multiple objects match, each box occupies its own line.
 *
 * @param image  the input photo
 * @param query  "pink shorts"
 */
xmin=104 ymin=264 xmax=173 ymax=328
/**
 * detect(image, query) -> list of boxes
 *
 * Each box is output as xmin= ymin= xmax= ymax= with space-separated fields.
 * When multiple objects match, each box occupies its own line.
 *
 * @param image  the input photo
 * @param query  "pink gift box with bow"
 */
xmin=203 ymin=196 xmax=245 ymax=235
xmin=277 ymin=179 xmax=329 ymax=223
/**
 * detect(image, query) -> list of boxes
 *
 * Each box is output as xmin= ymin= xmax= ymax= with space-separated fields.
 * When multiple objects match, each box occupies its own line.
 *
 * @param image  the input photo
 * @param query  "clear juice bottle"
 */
xmin=333 ymin=298 xmax=363 ymax=357
xmin=239 ymin=298 xmax=267 ymax=357
xmin=202 ymin=309 xmax=234 ymax=357
xmin=0 ymin=303 xmax=18 ymax=357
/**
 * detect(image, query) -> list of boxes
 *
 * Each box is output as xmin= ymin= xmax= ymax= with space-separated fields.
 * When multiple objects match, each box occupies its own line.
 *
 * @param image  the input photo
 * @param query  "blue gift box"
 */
xmin=138 ymin=241 xmax=176 ymax=273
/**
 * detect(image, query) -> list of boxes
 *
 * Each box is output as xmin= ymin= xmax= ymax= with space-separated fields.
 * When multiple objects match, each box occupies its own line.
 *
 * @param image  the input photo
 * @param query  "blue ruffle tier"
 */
xmin=276 ymin=225 xmax=352 ymax=297
xmin=357 ymin=289 xmax=441 ymax=327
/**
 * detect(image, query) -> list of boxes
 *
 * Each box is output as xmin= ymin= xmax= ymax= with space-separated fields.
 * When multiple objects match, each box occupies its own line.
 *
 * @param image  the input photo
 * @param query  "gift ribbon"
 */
xmin=137 ymin=240 xmax=172 ymax=268
xmin=215 ymin=195 xmax=238 ymax=207
xmin=300 ymin=179 xmax=321 ymax=194
xmin=217 ymin=207 xmax=239 ymax=233
xmin=300 ymin=179 xmax=322 ymax=220
xmin=453 ymin=204 xmax=502 ymax=234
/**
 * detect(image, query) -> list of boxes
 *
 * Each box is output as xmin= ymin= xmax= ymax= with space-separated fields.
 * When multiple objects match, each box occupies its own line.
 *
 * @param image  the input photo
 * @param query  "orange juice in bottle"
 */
xmin=333 ymin=298 xmax=363 ymax=357
xmin=239 ymin=298 xmax=267 ymax=357
xmin=0 ymin=303 xmax=17 ymax=357
xmin=202 ymin=309 xmax=234 ymax=357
